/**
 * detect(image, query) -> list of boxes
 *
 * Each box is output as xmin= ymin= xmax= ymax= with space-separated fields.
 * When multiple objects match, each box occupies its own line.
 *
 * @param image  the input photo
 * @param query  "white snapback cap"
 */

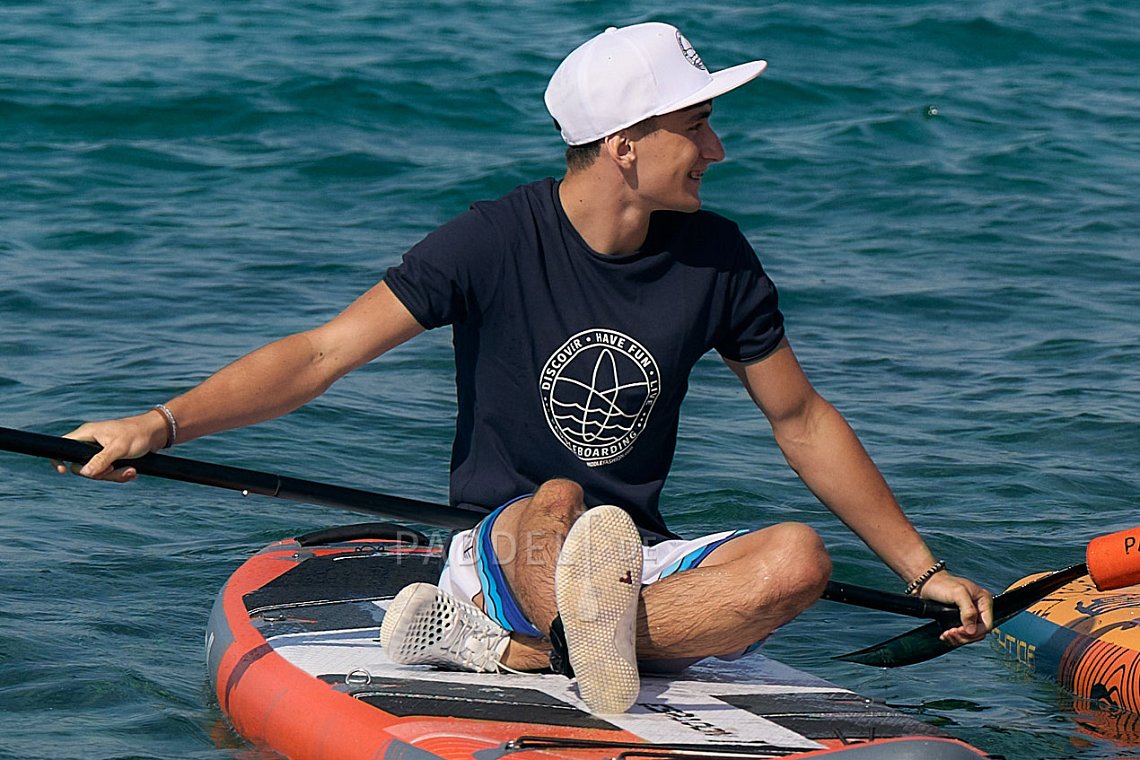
xmin=544 ymin=22 xmax=767 ymax=146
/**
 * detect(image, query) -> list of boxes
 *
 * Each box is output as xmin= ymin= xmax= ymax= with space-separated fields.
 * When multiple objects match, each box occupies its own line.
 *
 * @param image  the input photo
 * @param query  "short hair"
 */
xmin=565 ymin=140 xmax=602 ymax=172
xmin=557 ymin=116 xmax=661 ymax=172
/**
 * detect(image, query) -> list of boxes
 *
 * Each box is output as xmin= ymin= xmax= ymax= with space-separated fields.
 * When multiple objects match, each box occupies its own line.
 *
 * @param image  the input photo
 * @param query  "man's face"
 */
xmin=629 ymin=102 xmax=725 ymax=213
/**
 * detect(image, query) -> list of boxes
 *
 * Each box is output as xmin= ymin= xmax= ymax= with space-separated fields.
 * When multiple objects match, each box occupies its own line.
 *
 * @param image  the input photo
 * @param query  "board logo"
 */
xmin=676 ymin=31 xmax=706 ymax=71
xmin=539 ymin=329 xmax=660 ymax=467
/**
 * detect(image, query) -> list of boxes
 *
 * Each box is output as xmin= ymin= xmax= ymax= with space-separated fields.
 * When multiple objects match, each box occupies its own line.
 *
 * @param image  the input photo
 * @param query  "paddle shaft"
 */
xmin=0 ymin=425 xmax=959 ymax=621
xmin=822 ymin=580 xmax=960 ymax=626
xmin=0 ymin=425 xmax=481 ymax=530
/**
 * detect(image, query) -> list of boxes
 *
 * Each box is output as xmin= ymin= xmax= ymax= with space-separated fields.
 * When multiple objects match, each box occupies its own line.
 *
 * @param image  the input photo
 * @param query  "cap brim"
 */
xmin=654 ymin=59 xmax=768 ymax=117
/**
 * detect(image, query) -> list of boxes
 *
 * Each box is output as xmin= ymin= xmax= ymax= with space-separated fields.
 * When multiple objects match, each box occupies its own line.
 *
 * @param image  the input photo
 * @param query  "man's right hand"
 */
xmin=53 ymin=410 xmax=169 ymax=482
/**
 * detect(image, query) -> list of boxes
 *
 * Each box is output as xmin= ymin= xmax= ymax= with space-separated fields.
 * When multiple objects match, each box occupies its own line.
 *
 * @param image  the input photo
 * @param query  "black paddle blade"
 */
xmin=834 ymin=620 xmax=950 ymax=667
xmin=835 ymin=562 xmax=1089 ymax=667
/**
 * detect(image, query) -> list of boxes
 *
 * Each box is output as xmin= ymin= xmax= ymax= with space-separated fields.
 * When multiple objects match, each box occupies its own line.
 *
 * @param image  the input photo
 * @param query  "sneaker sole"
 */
xmin=555 ymin=505 xmax=643 ymax=714
xmin=379 ymin=582 xmax=437 ymax=656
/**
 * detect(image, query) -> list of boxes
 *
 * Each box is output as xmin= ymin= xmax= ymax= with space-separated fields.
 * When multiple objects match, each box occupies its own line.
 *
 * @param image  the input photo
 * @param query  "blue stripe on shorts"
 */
xmin=473 ymin=496 xmax=543 ymax=639
xmin=656 ymin=529 xmax=752 ymax=580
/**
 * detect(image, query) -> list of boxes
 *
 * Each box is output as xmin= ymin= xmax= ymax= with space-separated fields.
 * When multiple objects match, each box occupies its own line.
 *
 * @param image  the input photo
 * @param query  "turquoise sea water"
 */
xmin=1 ymin=2 xmax=1137 ymax=758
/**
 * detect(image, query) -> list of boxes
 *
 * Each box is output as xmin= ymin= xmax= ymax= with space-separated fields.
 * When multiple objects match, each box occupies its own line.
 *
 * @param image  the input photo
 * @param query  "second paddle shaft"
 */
xmin=823 ymin=580 xmax=961 ymax=627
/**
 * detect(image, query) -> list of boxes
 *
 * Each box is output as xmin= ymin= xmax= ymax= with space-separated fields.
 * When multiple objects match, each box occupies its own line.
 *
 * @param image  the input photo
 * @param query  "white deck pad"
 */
xmin=266 ymin=624 xmax=840 ymax=750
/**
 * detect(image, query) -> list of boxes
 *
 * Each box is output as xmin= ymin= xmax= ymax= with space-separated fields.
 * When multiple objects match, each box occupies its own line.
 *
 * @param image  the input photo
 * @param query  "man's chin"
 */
xmin=654 ymin=193 xmax=702 ymax=214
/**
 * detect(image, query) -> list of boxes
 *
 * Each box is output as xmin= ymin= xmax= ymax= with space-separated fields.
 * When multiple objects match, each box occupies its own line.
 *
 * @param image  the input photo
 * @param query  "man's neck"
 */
xmin=558 ymin=171 xmax=651 ymax=256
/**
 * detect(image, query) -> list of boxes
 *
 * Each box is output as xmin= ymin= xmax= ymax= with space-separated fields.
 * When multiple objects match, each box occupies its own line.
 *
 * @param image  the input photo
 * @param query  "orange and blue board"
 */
xmin=994 ymin=574 xmax=1140 ymax=714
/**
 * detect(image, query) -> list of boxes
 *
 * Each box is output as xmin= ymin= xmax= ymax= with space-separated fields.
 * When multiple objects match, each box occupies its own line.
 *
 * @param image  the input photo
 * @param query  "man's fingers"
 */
xmin=59 ymin=431 xmax=124 ymax=480
xmin=61 ymin=423 xmax=127 ymax=479
xmin=926 ymin=573 xmax=993 ymax=645
xmin=958 ymin=598 xmax=980 ymax=636
xmin=941 ymin=627 xmax=982 ymax=646
xmin=976 ymin=588 xmax=995 ymax=630
xmin=109 ymin=466 xmax=138 ymax=483
xmin=68 ymin=461 xmax=137 ymax=483
xmin=78 ymin=450 xmax=111 ymax=478
xmin=945 ymin=595 xmax=991 ymax=644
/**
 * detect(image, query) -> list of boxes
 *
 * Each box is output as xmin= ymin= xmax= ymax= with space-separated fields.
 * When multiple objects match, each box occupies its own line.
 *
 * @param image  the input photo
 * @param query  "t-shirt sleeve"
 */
xmin=383 ymin=207 xmax=503 ymax=330
xmin=715 ymin=236 xmax=785 ymax=363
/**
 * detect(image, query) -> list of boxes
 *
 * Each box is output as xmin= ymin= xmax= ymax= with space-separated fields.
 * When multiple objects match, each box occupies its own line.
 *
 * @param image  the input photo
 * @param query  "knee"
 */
xmin=531 ymin=479 xmax=585 ymax=525
xmin=772 ymin=522 xmax=831 ymax=596
xmin=743 ymin=522 xmax=830 ymax=602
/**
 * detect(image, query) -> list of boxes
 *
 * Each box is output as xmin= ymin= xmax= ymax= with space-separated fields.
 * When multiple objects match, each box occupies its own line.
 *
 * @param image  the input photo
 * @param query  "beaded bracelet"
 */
xmin=152 ymin=403 xmax=178 ymax=449
xmin=905 ymin=559 xmax=946 ymax=596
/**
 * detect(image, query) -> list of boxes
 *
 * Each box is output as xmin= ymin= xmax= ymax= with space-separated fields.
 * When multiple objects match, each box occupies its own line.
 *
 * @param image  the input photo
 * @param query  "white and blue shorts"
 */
xmin=437 ymin=499 xmax=757 ymax=658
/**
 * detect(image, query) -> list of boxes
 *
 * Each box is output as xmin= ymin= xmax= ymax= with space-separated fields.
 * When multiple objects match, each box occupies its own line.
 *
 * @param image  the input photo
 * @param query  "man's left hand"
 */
xmin=920 ymin=572 xmax=994 ymax=646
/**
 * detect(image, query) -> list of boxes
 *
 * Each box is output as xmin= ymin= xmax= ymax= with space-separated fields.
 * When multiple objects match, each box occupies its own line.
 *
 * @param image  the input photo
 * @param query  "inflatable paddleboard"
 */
xmin=207 ymin=523 xmax=991 ymax=759
xmin=994 ymin=572 xmax=1140 ymax=714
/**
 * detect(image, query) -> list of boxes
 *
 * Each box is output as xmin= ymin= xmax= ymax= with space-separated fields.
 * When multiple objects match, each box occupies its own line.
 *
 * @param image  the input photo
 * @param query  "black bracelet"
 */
xmin=905 ymin=559 xmax=946 ymax=596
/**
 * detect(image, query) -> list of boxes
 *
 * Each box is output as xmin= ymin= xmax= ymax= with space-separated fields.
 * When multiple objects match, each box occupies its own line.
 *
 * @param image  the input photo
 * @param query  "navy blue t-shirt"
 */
xmin=384 ymin=178 xmax=784 ymax=537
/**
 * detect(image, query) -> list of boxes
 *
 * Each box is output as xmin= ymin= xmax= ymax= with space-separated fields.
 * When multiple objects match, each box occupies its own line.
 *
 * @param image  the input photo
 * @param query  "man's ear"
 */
xmin=603 ymin=132 xmax=636 ymax=169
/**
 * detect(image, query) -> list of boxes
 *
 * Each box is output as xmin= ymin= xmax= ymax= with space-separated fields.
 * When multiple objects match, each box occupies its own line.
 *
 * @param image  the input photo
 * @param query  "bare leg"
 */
xmin=636 ymin=522 xmax=830 ymax=659
xmin=482 ymin=484 xmax=829 ymax=669
xmin=480 ymin=479 xmax=584 ymax=670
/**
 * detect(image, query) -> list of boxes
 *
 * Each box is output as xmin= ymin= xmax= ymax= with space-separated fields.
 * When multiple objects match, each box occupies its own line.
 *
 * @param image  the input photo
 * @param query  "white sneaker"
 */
xmin=380 ymin=583 xmax=510 ymax=672
xmin=555 ymin=505 xmax=643 ymax=714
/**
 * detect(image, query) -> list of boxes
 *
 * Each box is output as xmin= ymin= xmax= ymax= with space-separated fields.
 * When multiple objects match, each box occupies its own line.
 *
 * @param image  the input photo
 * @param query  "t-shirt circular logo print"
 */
xmin=540 ymin=329 xmax=661 ymax=467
